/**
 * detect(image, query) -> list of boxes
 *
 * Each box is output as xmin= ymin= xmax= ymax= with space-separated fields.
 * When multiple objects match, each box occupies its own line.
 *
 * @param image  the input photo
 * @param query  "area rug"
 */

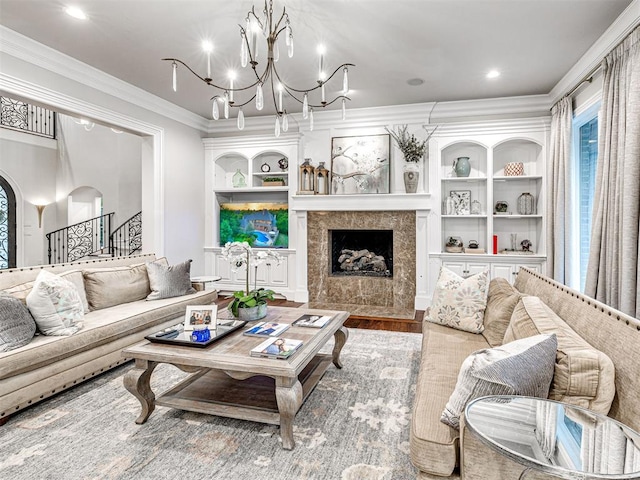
xmin=0 ymin=328 xmax=422 ymax=480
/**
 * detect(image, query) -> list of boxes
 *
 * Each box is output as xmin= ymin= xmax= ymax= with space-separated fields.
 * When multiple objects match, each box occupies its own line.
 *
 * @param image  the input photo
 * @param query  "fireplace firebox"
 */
xmin=330 ymin=229 xmax=393 ymax=277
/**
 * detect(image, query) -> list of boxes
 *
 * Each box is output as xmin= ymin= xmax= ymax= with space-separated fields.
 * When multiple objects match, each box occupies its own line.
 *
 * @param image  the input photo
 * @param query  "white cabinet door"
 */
xmin=215 ymin=255 xmax=234 ymax=283
xmin=268 ymin=257 xmax=288 ymax=287
xmin=491 ymin=263 xmax=515 ymax=282
xmin=442 ymin=261 xmax=466 ymax=278
xmin=443 ymin=261 xmax=489 ymax=278
xmin=467 ymin=262 xmax=490 ymax=276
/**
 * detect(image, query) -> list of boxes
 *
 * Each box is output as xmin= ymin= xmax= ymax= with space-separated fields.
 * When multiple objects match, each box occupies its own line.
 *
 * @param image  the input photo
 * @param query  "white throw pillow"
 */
xmin=26 ymin=270 xmax=84 ymax=336
xmin=441 ymin=333 xmax=558 ymax=429
xmin=425 ymin=266 xmax=490 ymax=333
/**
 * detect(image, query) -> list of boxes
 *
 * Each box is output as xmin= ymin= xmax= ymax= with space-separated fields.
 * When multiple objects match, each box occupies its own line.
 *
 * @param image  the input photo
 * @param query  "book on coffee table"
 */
xmin=250 ymin=337 xmax=303 ymax=359
xmin=242 ymin=321 xmax=290 ymax=337
xmin=292 ymin=314 xmax=332 ymax=328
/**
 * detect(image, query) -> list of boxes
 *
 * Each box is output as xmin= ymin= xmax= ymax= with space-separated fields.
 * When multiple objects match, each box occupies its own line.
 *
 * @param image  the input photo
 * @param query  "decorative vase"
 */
xmin=517 ymin=192 xmax=535 ymax=215
xmin=237 ymin=303 xmax=267 ymax=321
xmin=453 ymin=156 xmax=471 ymax=177
xmin=232 ymin=169 xmax=246 ymax=188
xmin=403 ymin=162 xmax=419 ymax=193
xmin=444 ymin=195 xmax=456 ymax=215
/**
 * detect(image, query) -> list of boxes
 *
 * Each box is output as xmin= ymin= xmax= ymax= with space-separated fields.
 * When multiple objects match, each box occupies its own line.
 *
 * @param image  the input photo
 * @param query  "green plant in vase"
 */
xmin=221 ymin=241 xmax=283 ymax=320
xmin=385 ymin=124 xmax=438 ymax=193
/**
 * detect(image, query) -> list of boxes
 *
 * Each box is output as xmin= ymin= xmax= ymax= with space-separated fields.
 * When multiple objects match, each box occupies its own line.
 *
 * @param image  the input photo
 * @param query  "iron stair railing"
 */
xmin=46 ymin=213 xmax=114 ymax=264
xmin=109 ymin=211 xmax=142 ymax=257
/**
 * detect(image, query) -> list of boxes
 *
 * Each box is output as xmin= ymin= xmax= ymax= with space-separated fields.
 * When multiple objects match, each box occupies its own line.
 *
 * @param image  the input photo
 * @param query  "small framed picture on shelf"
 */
xmin=449 ymin=190 xmax=471 ymax=215
xmin=184 ymin=305 xmax=217 ymax=331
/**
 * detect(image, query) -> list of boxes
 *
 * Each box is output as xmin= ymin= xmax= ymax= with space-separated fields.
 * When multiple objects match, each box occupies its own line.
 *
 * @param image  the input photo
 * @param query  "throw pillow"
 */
xmin=3 ymin=280 xmax=35 ymax=305
xmin=425 ymin=266 xmax=490 ymax=333
xmin=441 ymin=333 xmax=557 ymax=430
xmin=59 ymin=270 xmax=90 ymax=313
xmin=26 ymin=270 xmax=84 ymax=336
xmin=482 ymin=277 xmax=523 ymax=347
xmin=504 ymin=296 xmax=616 ymax=414
xmin=0 ymin=293 xmax=37 ymax=352
xmin=146 ymin=259 xmax=196 ymax=301
xmin=82 ymin=264 xmax=151 ymax=310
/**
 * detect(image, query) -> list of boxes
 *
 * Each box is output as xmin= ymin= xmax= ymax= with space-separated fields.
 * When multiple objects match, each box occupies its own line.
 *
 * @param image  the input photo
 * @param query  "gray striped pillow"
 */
xmin=146 ymin=259 xmax=196 ymax=301
xmin=441 ymin=333 xmax=557 ymax=429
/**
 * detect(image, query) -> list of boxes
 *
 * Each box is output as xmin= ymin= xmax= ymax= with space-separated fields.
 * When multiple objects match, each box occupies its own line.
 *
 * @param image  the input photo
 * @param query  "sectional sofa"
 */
xmin=411 ymin=267 xmax=640 ymax=479
xmin=0 ymin=254 xmax=218 ymax=423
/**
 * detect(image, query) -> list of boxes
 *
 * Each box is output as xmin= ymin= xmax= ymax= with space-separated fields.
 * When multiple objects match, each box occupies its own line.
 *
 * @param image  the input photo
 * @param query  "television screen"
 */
xmin=219 ymin=202 xmax=288 ymax=248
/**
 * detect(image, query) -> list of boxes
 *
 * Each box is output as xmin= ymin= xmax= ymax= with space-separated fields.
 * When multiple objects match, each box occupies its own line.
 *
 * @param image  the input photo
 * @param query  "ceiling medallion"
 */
xmin=163 ymin=0 xmax=355 ymax=136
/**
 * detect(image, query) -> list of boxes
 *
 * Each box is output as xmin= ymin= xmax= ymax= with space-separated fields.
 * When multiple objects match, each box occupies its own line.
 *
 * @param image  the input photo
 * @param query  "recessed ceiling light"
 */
xmin=407 ymin=78 xmax=425 ymax=86
xmin=486 ymin=70 xmax=500 ymax=79
xmin=65 ymin=6 xmax=87 ymax=20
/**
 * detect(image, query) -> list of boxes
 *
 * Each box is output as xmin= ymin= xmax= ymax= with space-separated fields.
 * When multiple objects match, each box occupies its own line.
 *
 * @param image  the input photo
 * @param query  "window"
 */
xmin=572 ymin=103 xmax=599 ymax=291
xmin=0 ymin=175 xmax=17 ymax=269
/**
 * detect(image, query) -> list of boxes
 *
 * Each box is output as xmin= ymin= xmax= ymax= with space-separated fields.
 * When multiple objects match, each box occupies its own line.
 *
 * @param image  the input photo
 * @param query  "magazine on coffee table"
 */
xmin=250 ymin=337 xmax=303 ymax=359
xmin=292 ymin=314 xmax=332 ymax=328
xmin=242 ymin=321 xmax=290 ymax=337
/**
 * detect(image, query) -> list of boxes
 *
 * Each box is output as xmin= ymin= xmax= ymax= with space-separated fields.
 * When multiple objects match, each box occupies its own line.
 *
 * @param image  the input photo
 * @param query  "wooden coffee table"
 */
xmin=122 ymin=306 xmax=349 ymax=449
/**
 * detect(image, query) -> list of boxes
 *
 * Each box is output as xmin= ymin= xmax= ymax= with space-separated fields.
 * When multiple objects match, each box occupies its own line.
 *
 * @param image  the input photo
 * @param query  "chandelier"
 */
xmin=163 ymin=0 xmax=354 ymax=136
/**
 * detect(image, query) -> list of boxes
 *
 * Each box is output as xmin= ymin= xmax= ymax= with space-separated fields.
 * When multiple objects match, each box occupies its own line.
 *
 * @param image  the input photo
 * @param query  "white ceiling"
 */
xmin=0 ymin=0 xmax=634 ymax=120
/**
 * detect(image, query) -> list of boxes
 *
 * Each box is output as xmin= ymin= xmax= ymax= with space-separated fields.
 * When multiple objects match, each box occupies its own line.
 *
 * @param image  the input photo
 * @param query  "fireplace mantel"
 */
xmin=292 ymin=193 xmax=432 ymax=313
xmin=291 ymin=193 xmax=432 ymax=212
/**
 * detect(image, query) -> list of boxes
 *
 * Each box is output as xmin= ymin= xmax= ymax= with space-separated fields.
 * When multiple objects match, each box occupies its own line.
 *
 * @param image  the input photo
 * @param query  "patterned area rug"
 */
xmin=0 ymin=328 xmax=422 ymax=480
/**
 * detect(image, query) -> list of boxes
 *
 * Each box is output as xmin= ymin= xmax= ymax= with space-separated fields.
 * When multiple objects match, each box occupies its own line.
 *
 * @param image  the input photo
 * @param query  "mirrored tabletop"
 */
xmin=465 ymin=395 xmax=640 ymax=479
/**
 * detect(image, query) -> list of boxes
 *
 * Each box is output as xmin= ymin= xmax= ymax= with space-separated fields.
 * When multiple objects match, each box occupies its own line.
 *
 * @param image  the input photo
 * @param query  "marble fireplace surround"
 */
xmin=307 ymin=210 xmax=416 ymax=319
xmin=292 ymin=193 xmax=432 ymax=319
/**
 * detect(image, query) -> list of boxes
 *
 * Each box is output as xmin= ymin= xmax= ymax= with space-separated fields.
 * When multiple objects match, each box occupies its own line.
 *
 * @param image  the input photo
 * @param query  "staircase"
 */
xmin=109 ymin=211 xmax=142 ymax=257
xmin=46 ymin=211 xmax=142 ymax=264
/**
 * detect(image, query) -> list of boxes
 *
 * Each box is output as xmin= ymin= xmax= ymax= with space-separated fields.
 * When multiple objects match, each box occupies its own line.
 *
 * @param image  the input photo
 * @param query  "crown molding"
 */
xmin=549 ymin=0 xmax=640 ymax=104
xmin=205 ymin=94 xmax=552 ymax=136
xmin=203 ymin=133 xmax=302 ymax=149
xmin=0 ymin=25 xmax=208 ymax=132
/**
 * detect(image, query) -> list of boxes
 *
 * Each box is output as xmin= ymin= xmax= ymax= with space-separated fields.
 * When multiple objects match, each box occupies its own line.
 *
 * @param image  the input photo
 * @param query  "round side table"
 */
xmin=464 ymin=395 xmax=640 ymax=479
xmin=190 ymin=275 xmax=222 ymax=291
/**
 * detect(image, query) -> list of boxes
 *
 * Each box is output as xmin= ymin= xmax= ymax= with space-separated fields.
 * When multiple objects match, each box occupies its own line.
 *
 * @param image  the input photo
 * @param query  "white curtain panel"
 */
xmin=547 ymin=96 xmax=574 ymax=284
xmin=585 ymin=25 xmax=640 ymax=318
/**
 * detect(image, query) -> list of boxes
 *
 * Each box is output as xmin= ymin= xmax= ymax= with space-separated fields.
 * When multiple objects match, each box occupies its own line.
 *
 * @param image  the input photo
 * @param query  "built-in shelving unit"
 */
xmin=428 ymin=118 xmax=550 ymax=289
xmin=203 ymin=134 xmax=302 ymax=299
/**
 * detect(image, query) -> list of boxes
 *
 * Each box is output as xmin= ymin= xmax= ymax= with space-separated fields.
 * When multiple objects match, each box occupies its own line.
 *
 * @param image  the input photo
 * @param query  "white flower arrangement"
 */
xmin=220 ymin=242 xmax=283 ymax=316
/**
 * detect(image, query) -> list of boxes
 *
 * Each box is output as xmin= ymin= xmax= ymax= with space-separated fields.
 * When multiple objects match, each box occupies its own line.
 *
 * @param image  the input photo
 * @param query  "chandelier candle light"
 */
xmin=164 ymin=0 xmax=355 ymax=136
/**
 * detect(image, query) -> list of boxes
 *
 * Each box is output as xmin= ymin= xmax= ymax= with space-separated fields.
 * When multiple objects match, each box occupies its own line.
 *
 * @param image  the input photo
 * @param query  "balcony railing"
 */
xmin=0 ymin=96 xmax=56 ymax=138
xmin=47 ymin=213 xmax=114 ymax=264
xmin=109 ymin=211 xmax=142 ymax=257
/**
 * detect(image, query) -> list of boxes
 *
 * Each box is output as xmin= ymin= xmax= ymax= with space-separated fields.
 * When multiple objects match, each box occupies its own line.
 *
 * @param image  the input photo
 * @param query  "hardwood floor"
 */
xmin=214 ymin=296 xmax=423 ymax=333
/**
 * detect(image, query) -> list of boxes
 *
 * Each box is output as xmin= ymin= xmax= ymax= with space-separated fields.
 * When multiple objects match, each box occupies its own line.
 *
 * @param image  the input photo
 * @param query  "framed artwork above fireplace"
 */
xmin=330 ymin=134 xmax=390 ymax=195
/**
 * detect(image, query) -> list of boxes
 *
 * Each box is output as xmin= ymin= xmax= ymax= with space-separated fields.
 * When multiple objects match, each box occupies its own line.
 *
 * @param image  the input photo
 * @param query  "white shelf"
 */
xmin=253 ymin=172 xmax=289 ymax=177
xmin=442 ymin=214 xmax=488 ymax=218
xmin=215 ymin=186 xmax=289 ymax=194
xmin=442 ymin=177 xmax=487 ymax=182
xmin=493 ymin=175 xmax=543 ymax=181
xmin=493 ymin=214 xmax=542 ymax=219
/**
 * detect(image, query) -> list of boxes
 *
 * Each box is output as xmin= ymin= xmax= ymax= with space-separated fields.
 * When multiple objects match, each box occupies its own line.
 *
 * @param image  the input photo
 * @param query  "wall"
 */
xmin=0 ymin=129 xmax=57 ymax=265
xmin=56 ymin=115 xmax=143 ymax=228
xmin=0 ymin=46 xmax=208 ymax=272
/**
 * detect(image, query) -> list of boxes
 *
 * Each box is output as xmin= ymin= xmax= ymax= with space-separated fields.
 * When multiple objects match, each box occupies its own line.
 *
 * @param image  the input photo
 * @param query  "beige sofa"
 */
xmin=0 ymin=254 xmax=218 ymax=424
xmin=411 ymin=268 xmax=640 ymax=479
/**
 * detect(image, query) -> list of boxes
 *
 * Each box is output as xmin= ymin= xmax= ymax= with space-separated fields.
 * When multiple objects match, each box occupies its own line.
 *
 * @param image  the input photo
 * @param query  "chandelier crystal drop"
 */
xmin=163 ymin=0 xmax=354 ymax=135
xmin=212 ymin=98 xmax=220 ymax=120
xmin=238 ymin=108 xmax=245 ymax=129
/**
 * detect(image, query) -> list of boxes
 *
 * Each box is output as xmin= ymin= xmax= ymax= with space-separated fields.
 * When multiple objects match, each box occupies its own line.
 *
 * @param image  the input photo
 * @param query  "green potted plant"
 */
xmin=385 ymin=124 xmax=438 ymax=193
xmin=221 ymin=242 xmax=283 ymax=320
xmin=262 ymin=176 xmax=285 ymax=187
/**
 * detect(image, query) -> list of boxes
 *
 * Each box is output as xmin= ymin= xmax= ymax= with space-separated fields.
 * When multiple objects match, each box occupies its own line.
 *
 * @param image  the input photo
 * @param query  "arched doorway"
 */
xmin=0 ymin=176 xmax=17 ymax=269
